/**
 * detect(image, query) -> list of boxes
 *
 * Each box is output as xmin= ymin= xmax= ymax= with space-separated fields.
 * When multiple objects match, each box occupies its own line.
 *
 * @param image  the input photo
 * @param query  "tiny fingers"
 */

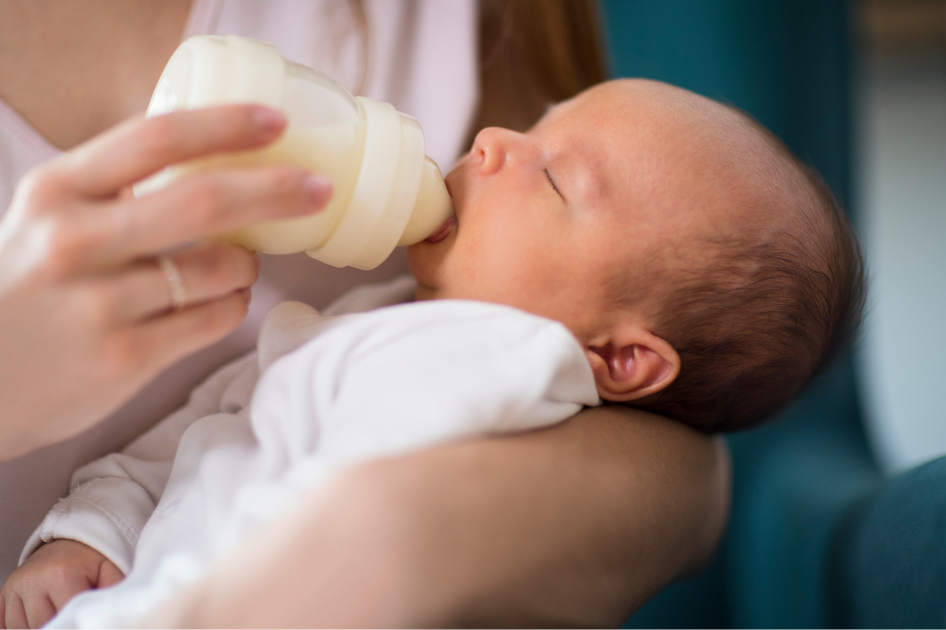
xmin=45 ymin=565 xmax=96 ymax=614
xmin=1 ymin=593 xmax=26 ymax=630
xmin=22 ymin=594 xmax=55 ymax=630
xmin=95 ymin=560 xmax=124 ymax=590
xmin=2 ymin=591 xmax=26 ymax=630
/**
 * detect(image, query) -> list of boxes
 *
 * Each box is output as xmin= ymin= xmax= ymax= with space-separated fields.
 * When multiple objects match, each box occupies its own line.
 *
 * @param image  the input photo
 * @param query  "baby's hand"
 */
xmin=0 ymin=539 xmax=123 ymax=629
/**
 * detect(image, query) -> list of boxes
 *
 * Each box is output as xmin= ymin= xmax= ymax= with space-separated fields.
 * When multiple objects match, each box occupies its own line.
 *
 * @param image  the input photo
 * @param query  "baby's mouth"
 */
xmin=425 ymin=217 xmax=457 ymax=243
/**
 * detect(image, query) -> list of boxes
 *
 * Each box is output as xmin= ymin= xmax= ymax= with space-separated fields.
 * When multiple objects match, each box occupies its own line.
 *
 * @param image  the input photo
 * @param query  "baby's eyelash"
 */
xmin=544 ymin=168 xmax=564 ymax=199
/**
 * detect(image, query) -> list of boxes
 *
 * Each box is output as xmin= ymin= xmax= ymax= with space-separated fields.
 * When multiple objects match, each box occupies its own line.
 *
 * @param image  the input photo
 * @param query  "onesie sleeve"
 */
xmin=248 ymin=300 xmax=601 ymax=480
xmin=19 ymin=353 xmax=259 ymax=575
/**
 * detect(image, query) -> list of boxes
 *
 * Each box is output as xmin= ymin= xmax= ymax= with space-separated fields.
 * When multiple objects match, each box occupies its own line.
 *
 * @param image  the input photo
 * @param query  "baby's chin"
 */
xmin=406 ymin=239 xmax=450 ymax=300
xmin=412 ymin=282 xmax=438 ymax=301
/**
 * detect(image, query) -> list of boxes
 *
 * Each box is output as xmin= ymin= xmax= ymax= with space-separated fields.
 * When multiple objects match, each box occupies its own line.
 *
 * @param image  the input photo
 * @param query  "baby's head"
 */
xmin=408 ymin=79 xmax=864 ymax=432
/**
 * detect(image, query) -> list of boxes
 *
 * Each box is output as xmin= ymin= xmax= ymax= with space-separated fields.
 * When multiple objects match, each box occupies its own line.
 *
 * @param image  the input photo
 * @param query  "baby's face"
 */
xmin=407 ymin=80 xmax=766 ymax=346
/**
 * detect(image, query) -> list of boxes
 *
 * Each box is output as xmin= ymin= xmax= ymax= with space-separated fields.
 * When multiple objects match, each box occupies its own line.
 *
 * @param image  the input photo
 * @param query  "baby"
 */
xmin=3 ymin=79 xmax=863 ymax=627
xmin=412 ymin=78 xmax=864 ymax=432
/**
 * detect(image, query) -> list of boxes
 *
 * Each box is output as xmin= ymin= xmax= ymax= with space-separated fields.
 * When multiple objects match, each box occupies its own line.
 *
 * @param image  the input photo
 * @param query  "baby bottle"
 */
xmin=136 ymin=35 xmax=454 ymax=270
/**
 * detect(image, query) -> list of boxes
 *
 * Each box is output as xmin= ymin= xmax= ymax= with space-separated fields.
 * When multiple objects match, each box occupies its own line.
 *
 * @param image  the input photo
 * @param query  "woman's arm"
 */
xmin=153 ymin=406 xmax=730 ymax=627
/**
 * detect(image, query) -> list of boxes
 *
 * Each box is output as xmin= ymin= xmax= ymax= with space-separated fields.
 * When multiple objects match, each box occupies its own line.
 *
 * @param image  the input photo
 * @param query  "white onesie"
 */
xmin=25 ymin=277 xmax=600 ymax=628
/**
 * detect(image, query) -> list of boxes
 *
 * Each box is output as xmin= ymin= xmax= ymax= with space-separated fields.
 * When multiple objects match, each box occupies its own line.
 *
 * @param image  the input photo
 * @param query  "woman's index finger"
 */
xmin=60 ymin=105 xmax=287 ymax=198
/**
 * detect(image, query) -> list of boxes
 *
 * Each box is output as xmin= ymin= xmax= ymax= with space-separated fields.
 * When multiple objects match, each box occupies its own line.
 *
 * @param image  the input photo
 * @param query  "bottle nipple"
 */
xmin=398 ymin=158 xmax=455 ymax=246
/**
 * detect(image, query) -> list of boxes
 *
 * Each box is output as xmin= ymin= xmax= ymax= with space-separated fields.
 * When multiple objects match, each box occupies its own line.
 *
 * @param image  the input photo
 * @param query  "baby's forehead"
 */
xmin=561 ymin=81 xmax=757 ymax=156
xmin=540 ymin=82 xmax=741 ymax=199
xmin=543 ymin=80 xmax=806 ymax=240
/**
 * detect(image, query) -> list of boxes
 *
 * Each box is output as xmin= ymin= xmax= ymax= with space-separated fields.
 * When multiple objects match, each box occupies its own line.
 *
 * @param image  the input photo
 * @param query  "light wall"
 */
xmin=856 ymin=50 xmax=946 ymax=474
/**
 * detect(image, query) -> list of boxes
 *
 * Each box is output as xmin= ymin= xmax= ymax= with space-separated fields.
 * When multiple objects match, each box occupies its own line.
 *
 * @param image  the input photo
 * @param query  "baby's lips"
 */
xmin=425 ymin=217 xmax=457 ymax=243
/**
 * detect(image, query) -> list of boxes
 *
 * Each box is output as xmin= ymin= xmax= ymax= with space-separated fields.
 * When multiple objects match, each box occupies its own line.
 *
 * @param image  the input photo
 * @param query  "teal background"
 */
xmin=599 ymin=1 xmax=946 ymax=627
xmin=600 ymin=0 xmax=851 ymax=206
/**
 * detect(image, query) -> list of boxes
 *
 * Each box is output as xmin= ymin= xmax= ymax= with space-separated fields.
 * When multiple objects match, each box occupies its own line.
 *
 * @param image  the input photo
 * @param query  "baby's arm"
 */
xmin=1 ymin=353 xmax=257 ymax=627
xmin=251 ymin=300 xmax=600 ymax=476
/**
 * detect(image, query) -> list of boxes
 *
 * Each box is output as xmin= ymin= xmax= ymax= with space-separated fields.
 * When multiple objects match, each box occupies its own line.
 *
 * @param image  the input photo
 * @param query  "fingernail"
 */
xmin=241 ymin=287 xmax=253 ymax=306
xmin=305 ymin=174 xmax=333 ymax=209
xmin=253 ymin=107 xmax=286 ymax=138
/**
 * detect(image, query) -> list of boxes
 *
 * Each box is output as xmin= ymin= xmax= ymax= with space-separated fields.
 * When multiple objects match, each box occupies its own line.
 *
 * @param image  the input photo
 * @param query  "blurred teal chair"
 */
xmin=600 ymin=1 xmax=946 ymax=626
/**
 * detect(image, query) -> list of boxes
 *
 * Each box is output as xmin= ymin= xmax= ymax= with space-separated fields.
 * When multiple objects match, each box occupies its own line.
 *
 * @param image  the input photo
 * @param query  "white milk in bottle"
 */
xmin=136 ymin=35 xmax=453 ymax=270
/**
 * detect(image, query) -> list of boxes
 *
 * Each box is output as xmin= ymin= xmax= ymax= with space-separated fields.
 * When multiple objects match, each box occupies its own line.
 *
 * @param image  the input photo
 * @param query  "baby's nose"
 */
xmin=472 ymin=127 xmax=523 ymax=175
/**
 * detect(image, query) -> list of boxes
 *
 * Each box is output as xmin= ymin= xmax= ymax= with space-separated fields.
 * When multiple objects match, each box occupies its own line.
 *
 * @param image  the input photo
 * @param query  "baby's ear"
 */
xmin=585 ymin=330 xmax=680 ymax=402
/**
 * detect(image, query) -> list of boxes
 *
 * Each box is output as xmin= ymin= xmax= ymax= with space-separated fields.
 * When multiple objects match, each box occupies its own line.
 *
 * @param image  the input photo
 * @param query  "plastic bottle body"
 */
xmin=136 ymin=35 xmax=453 ymax=269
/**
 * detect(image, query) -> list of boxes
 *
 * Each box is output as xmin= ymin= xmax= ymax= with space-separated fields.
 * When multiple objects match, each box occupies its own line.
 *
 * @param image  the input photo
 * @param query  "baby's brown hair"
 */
xmin=628 ymin=116 xmax=866 ymax=433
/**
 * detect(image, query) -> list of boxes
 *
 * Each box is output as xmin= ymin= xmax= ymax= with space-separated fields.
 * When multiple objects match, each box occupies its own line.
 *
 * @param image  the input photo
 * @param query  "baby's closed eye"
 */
xmin=544 ymin=168 xmax=564 ymax=200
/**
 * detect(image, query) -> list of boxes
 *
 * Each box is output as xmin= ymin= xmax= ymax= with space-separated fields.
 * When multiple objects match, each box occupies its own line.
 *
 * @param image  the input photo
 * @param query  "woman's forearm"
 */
xmin=152 ymin=406 xmax=730 ymax=627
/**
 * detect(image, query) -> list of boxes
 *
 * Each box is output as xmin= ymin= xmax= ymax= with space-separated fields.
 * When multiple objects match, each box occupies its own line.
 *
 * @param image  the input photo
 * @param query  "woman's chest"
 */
xmin=0 ymin=0 xmax=192 ymax=151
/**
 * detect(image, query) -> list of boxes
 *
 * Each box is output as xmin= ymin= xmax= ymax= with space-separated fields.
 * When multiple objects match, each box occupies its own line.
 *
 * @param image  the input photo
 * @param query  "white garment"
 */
xmin=27 ymin=278 xmax=598 ymax=628
xmin=0 ymin=0 xmax=478 ymax=583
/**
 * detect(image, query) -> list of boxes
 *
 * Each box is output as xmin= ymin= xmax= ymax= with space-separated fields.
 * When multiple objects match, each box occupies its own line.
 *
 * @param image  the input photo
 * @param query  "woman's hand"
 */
xmin=0 ymin=105 xmax=331 ymax=461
